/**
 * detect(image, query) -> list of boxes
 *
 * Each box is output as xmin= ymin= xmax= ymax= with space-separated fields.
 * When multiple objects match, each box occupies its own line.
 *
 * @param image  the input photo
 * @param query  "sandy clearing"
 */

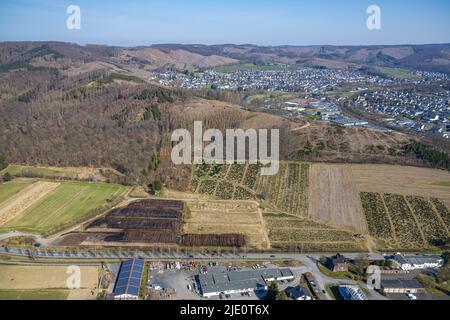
xmin=0 ymin=182 xmax=60 ymax=226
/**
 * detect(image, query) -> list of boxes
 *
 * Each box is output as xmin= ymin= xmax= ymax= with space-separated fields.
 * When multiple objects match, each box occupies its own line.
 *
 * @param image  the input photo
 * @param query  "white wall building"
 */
xmin=392 ymin=253 xmax=444 ymax=271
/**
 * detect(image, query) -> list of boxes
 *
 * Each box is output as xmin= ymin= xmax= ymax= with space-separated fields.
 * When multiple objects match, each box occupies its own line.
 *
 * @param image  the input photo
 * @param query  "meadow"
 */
xmin=0 ymin=179 xmax=127 ymax=234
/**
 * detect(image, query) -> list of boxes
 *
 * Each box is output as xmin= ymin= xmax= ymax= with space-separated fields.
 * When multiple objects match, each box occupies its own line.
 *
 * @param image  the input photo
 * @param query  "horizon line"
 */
xmin=1 ymin=40 xmax=450 ymax=48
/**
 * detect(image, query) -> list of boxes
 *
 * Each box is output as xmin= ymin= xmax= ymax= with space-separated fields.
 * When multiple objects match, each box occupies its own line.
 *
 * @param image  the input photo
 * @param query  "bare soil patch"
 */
xmin=309 ymin=164 xmax=367 ymax=232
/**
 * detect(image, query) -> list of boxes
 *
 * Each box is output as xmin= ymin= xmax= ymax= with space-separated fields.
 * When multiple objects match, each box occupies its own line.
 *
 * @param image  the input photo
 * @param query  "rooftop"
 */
xmin=286 ymin=286 xmax=311 ymax=299
xmin=381 ymin=278 xmax=424 ymax=289
xmin=197 ymin=268 xmax=294 ymax=294
xmin=393 ymin=253 xmax=443 ymax=265
xmin=113 ymin=258 xmax=145 ymax=297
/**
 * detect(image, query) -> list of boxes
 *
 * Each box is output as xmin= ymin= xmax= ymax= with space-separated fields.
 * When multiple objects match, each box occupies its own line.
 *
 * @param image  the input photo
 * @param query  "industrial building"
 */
xmin=113 ymin=258 xmax=145 ymax=300
xmin=330 ymin=116 xmax=369 ymax=127
xmin=380 ymin=278 xmax=425 ymax=294
xmin=391 ymin=253 xmax=444 ymax=271
xmin=197 ymin=268 xmax=294 ymax=298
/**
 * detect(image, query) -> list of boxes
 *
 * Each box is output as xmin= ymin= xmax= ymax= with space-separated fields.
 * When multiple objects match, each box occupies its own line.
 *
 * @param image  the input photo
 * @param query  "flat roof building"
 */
xmin=197 ymin=268 xmax=294 ymax=298
xmin=391 ymin=253 xmax=444 ymax=271
xmin=380 ymin=278 xmax=425 ymax=294
xmin=113 ymin=258 xmax=144 ymax=300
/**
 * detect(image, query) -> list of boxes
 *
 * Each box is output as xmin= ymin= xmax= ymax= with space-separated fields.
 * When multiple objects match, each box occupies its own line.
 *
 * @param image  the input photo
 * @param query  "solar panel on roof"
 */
xmin=113 ymin=258 xmax=145 ymax=297
xmin=129 ymin=278 xmax=141 ymax=287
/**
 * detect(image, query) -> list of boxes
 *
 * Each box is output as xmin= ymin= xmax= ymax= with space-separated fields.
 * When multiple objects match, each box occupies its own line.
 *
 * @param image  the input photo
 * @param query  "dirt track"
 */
xmin=0 ymin=181 xmax=59 ymax=226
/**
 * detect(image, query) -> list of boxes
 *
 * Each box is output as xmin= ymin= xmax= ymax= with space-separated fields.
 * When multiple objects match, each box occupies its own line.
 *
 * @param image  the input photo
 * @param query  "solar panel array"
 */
xmin=113 ymin=258 xmax=144 ymax=297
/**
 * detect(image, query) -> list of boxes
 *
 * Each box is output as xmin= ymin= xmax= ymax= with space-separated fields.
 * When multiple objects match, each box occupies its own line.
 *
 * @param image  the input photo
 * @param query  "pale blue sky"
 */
xmin=0 ymin=0 xmax=449 ymax=46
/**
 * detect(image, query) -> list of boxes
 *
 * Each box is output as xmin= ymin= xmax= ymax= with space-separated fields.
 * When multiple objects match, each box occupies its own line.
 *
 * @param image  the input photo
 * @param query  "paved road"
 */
xmin=0 ymin=245 xmax=384 ymax=262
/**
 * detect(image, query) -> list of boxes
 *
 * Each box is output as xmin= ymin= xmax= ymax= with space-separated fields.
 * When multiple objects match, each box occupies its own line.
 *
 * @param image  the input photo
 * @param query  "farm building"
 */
xmin=337 ymin=285 xmax=367 ymax=300
xmin=197 ymin=268 xmax=294 ymax=298
xmin=325 ymin=253 xmax=350 ymax=272
xmin=380 ymin=278 xmax=425 ymax=294
xmin=113 ymin=258 xmax=145 ymax=300
xmin=391 ymin=253 xmax=444 ymax=271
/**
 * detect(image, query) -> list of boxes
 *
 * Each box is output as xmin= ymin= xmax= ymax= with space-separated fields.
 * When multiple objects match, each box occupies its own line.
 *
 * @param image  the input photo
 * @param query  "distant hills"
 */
xmin=1 ymin=41 xmax=450 ymax=73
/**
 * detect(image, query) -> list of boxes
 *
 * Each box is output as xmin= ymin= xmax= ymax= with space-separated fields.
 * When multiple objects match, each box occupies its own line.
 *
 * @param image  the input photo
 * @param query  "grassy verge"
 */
xmin=139 ymin=262 xmax=149 ymax=299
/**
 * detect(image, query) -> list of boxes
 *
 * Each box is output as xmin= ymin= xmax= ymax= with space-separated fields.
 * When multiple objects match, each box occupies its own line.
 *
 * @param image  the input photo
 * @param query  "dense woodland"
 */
xmin=0 ymin=42 xmax=449 ymax=190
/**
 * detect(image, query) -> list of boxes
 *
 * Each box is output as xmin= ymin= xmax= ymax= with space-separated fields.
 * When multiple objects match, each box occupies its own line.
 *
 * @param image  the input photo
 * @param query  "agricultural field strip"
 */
xmin=192 ymin=162 xmax=310 ymax=217
xmin=183 ymin=200 xmax=266 ymax=248
xmin=430 ymin=198 xmax=450 ymax=231
xmin=382 ymin=194 xmax=425 ymax=247
xmin=264 ymin=215 xmax=361 ymax=247
xmin=351 ymin=164 xmax=450 ymax=203
xmin=403 ymin=196 xmax=428 ymax=245
xmin=359 ymin=192 xmax=396 ymax=243
xmin=1 ymin=181 xmax=127 ymax=233
xmin=360 ymin=191 xmax=449 ymax=248
xmin=0 ymin=181 xmax=60 ymax=226
xmin=309 ymin=164 xmax=367 ymax=232
xmin=0 ymin=182 xmax=31 ymax=205
xmin=0 ymin=265 xmax=98 ymax=290
xmin=380 ymin=194 xmax=399 ymax=244
xmin=36 ymin=186 xmax=89 ymax=227
xmin=405 ymin=196 xmax=449 ymax=243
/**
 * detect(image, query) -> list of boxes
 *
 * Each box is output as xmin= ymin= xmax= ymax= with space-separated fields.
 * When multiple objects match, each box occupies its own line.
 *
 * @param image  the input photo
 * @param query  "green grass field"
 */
xmin=0 ymin=182 xmax=31 ymax=205
xmin=0 ymin=180 xmax=127 ymax=233
xmin=374 ymin=67 xmax=421 ymax=80
xmin=212 ymin=63 xmax=301 ymax=73
xmin=0 ymin=289 xmax=70 ymax=300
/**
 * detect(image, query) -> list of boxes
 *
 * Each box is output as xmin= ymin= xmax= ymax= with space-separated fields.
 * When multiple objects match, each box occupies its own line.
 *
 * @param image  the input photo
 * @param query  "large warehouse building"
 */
xmin=380 ymin=278 xmax=425 ymax=294
xmin=391 ymin=253 xmax=443 ymax=271
xmin=112 ymin=258 xmax=145 ymax=300
xmin=197 ymin=268 xmax=294 ymax=298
